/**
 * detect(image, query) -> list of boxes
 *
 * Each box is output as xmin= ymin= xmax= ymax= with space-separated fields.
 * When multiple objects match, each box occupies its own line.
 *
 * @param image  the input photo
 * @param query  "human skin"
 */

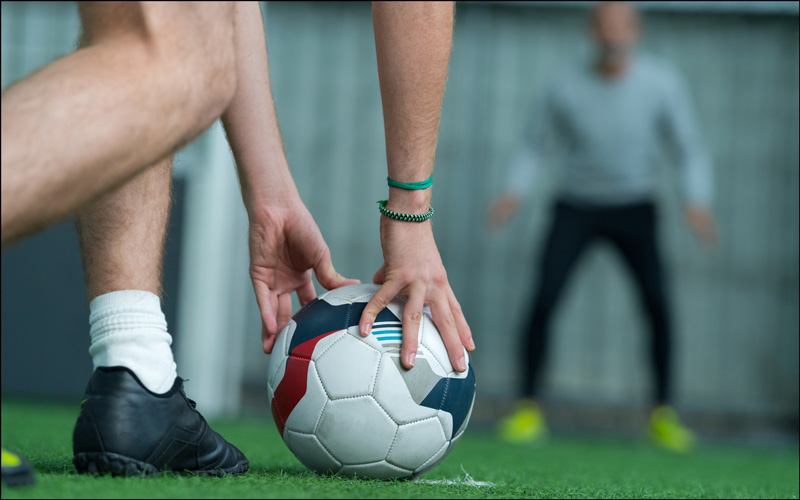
xmin=0 ymin=2 xmax=237 ymax=249
xmin=360 ymin=1 xmax=474 ymax=372
xmin=75 ymin=156 xmax=173 ymax=302
xmin=221 ymin=2 xmax=359 ymax=354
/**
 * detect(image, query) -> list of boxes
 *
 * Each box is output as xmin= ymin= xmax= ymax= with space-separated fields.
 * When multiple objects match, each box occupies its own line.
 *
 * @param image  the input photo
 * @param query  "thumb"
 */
xmin=373 ymin=263 xmax=387 ymax=284
xmin=314 ymin=247 xmax=360 ymax=290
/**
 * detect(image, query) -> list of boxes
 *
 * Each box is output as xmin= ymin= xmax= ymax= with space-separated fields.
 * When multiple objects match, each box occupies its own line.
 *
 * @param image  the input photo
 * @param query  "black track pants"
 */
xmin=521 ymin=199 xmax=672 ymax=404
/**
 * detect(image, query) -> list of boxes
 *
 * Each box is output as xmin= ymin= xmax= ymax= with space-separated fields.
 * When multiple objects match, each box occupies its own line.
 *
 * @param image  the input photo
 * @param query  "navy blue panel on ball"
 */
xmin=419 ymin=364 xmax=476 ymax=437
xmin=288 ymin=298 xmax=401 ymax=354
xmin=346 ymin=301 xmax=401 ymax=326
xmin=288 ymin=299 xmax=345 ymax=353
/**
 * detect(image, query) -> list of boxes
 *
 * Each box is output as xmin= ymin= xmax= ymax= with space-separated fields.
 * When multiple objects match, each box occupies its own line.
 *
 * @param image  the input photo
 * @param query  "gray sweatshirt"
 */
xmin=506 ymin=53 xmax=713 ymax=207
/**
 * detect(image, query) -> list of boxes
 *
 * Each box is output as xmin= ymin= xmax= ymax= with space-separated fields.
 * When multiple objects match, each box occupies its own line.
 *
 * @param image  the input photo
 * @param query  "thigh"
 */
xmin=535 ymin=202 xmax=595 ymax=295
xmin=605 ymin=203 xmax=665 ymax=293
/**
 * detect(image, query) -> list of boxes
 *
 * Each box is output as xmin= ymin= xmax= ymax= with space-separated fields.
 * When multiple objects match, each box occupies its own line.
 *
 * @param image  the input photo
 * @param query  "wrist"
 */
xmin=244 ymin=188 xmax=303 ymax=225
xmin=240 ymin=161 xmax=300 ymax=215
xmin=386 ymin=187 xmax=431 ymax=213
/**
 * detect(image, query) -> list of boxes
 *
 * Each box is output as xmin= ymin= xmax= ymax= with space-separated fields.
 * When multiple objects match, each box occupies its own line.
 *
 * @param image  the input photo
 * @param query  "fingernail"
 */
xmin=468 ymin=338 xmax=476 ymax=350
xmin=457 ymin=355 xmax=466 ymax=372
xmin=408 ymin=352 xmax=416 ymax=368
xmin=361 ymin=323 xmax=371 ymax=337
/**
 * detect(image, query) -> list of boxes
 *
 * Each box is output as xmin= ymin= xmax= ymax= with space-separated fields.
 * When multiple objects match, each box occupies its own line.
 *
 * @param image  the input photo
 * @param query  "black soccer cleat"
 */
xmin=73 ymin=366 xmax=249 ymax=477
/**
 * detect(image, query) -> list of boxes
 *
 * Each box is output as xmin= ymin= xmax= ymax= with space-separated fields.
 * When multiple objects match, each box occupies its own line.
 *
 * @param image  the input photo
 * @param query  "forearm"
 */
xmin=372 ymin=1 xmax=454 ymax=212
xmin=222 ymin=1 xmax=298 ymax=218
xmin=680 ymin=153 xmax=713 ymax=209
xmin=504 ymin=144 xmax=539 ymax=199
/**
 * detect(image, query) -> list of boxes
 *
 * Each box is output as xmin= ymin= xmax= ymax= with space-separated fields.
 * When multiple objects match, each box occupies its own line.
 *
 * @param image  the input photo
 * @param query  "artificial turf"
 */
xmin=1 ymin=400 xmax=797 ymax=499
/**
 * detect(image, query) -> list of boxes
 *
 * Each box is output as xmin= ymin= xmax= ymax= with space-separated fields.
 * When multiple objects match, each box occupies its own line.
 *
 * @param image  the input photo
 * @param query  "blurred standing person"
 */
xmin=488 ymin=1 xmax=716 ymax=452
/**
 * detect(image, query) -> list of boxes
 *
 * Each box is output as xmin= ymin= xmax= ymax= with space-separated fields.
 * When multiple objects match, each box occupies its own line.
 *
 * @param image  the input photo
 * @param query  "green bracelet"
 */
xmin=387 ymin=174 xmax=433 ymax=190
xmin=377 ymin=200 xmax=434 ymax=222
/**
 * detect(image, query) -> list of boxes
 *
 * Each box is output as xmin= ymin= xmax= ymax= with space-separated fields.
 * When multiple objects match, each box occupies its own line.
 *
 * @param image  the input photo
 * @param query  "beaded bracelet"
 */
xmin=377 ymin=200 xmax=434 ymax=222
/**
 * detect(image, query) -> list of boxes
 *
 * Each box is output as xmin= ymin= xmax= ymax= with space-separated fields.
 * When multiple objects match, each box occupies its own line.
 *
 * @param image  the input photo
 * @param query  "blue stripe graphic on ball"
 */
xmin=419 ymin=363 xmax=476 ymax=437
xmin=288 ymin=299 xmax=401 ymax=353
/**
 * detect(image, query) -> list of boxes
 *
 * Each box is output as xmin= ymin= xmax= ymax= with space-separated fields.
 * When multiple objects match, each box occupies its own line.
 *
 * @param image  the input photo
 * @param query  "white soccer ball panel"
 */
xmin=416 ymin=345 xmax=449 ymax=378
xmin=418 ymin=315 xmax=472 ymax=377
xmin=415 ymin=305 xmax=433 ymax=346
xmin=339 ymin=461 xmax=412 ymax=480
xmin=386 ymin=417 xmax=447 ymax=471
xmin=278 ymin=320 xmax=295 ymax=358
xmin=283 ymin=429 xmax=341 ymax=475
xmin=309 ymin=330 xmax=346 ymax=362
xmin=344 ymin=325 xmax=386 ymax=352
xmin=315 ymin=335 xmax=381 ymax=400
xmin=372 ymin=354 xmax=439 ymax=425
xmin=436 ymin=409 xmax=453 ymax=440
xmin=411 ymin=440 xmax=450 ymax=479
xmin=267 ymin=356 xmax=287 ymax=396
xmin=316 ymin=396 xmax=397 ymax=464
xmin=283 ymin=363 xmax=328 ymax=434
xmin=419 ymin=432 xmax=462 ymax=478
xmin=318 ymin=283 xmax=380 ymax=306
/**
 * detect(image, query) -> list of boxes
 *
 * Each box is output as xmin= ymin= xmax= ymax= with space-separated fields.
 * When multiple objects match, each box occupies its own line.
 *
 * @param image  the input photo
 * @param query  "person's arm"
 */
xmin=661 ymin=70 xmax=718 ymax=247
xmin=487 ymin=86 xmax=557 ymax=228
xmin=221 ymin=1 xmax=358 ymax=353
xmin=359 ymin=1 xmax=474 ymax=372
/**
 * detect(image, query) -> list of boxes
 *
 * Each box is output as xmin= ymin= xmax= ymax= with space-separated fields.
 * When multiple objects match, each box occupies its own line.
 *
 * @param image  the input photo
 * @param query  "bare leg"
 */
xmin=70 ymin=149 xmax=250 ymax=473
xmin=1 ymin=2 xmax=236 ymax=249
xmin=76 ymin=156 xmax=172 ymax=302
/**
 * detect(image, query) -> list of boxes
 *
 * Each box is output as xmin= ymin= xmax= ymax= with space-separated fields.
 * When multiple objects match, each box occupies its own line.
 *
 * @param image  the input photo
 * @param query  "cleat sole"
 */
xmin=74 ymin=452 xmax=249 ymax=477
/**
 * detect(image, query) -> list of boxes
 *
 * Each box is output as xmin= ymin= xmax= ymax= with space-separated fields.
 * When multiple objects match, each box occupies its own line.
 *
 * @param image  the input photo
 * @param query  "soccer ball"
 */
xmin=267 ymin=284 xmax=476 ymax=480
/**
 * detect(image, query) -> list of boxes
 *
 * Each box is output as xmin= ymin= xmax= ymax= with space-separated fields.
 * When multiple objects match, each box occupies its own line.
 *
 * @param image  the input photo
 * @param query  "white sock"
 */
xmin=88 ymin=290 xmax=177 ymax=394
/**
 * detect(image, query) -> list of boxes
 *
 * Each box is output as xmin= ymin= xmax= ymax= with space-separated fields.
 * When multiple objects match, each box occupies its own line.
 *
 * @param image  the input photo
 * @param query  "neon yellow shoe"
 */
xmin=648 ymin=405 xmax=696 ymax=453
xmin=498 ymin=400 xmax=548 ymax=444
xmin=1 ymin=448 xmax=34 ymax=487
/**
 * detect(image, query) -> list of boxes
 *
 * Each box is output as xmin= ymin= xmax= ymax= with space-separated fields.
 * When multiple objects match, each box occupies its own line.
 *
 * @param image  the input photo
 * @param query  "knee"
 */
xmin=143 ymin=3 xmax=238 ymax=136
xmin=81 ymin=2 xmax=238 ymax=137
xmin=172 ymin=7 xmax=238 ymax=133
xmin=187 ymin=40 xmax=238 ymax=130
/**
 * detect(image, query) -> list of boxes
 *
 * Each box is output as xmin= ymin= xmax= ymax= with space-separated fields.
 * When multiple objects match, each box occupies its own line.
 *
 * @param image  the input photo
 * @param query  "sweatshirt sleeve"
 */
xmin=660 ymin=68 xmax=714 ymax=208
xmin=503 ymin=83 xmax=559 ymax=198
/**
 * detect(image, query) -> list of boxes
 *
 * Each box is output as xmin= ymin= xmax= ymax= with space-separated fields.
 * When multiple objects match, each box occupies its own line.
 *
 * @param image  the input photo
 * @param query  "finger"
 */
xmin=373 ymin=263 xmax=387 ymax=285
xmin=314 ymin=247 xmax=361 ymax=290
xmin=400 ymin=287 xmax=425 ymax=369
xmin=253 ymin=280 xmax=278 ymax=335
xmin=429 ymin=294 xmax=467 ymax=372
xmin=359 ymin=279 xmax=404 ymax=337
xmin=262 ymin=323 xmax=277 ymax=354
xmin=447 ymin=286 xmax=474 ymax=351
xmin=297 ymin=280 xmax=317 ymax=307
xmin=277 ymin=293 xmax=292 ymax=333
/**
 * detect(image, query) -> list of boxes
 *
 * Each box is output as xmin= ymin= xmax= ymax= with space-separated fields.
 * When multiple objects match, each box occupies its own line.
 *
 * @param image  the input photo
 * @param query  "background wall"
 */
xmin=2 ymin=1 xmax=797 ymax=438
